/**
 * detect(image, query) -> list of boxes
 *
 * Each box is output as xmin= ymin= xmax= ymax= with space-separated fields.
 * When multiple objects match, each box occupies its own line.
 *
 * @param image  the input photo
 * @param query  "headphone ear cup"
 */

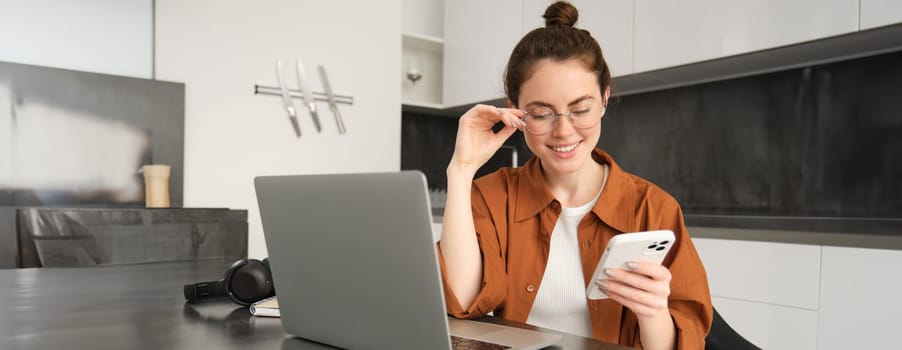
xmin=223 ymin=259 xmax=274 ymax=305
xmin=260 ymin=257 xmax=275 ymax=291
xmin=261 ymin=257 xmax=271 ymax=272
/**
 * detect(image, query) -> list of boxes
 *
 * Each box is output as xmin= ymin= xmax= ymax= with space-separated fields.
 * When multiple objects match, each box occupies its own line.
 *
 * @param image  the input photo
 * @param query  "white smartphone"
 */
xmin=586 ymin=230 xmax=676 ymax=300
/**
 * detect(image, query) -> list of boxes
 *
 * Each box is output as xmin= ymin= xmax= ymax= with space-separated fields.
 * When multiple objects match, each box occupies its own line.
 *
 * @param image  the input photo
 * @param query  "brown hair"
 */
xmin=503 ymin=1 xmax=611 ymax=106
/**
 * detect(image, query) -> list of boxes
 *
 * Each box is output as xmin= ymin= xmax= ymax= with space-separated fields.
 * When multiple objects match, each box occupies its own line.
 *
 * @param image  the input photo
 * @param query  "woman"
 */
xmin=437 ymin=2 xmax=713 ymax=349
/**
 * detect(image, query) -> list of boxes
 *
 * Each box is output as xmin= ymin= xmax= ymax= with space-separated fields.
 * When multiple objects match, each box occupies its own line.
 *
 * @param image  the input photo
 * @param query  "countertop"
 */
xmin=432 ymin=209 xmax=902 ymax=250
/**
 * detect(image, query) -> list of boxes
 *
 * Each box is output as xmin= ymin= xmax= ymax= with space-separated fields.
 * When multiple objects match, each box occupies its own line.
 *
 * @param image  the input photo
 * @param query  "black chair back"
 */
xmin=705 ymin=307 xmax=760 ymax=350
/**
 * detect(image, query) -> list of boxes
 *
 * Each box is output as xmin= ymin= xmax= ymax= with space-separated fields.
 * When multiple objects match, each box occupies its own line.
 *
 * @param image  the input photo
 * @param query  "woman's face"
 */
xmin=516 ymin=58 xmax=606 ymax=177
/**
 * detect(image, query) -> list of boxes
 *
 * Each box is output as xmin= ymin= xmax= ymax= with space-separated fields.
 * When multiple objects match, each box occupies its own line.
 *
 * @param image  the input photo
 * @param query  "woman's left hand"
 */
xmin=596 ymin=261 xmax=672 ymax=319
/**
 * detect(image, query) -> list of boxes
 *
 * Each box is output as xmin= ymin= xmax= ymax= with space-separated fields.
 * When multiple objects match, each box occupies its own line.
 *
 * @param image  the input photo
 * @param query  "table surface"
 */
xmin=0 ymin=260 xmax=628 ymax=349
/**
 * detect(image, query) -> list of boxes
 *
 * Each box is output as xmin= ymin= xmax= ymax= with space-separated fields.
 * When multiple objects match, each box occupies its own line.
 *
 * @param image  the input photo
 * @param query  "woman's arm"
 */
xmin=439 ymin=104 xmax=523 ymax=308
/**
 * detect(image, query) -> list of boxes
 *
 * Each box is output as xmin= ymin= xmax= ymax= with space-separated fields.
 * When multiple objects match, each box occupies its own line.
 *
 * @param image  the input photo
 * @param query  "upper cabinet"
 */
xmin=860 ymin=0 xmax=902 ymax=30
xmin=402 ymin=0 xmax=445 ymax=108
xmin=522 ymin=0 xmax=635 ymax=77
xmin=442 ymin=0 xmax=523 ymax=108
xmin=633 ymin=0 xmax=859 ymax=73
xmin=436 ymin=0 xmax=901 ymax=108
xmin=443 ymin=0 xmax=634 ymax=108
xmin=403 ymin=0 xmax=444 ymax=38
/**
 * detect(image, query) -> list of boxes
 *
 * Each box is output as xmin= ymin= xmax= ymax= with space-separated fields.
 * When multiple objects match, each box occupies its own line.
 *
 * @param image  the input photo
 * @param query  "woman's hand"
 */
xmin=596 ymin=261 xmax=672 ymax=318
xmin=448 ymin=104 xmax=525 ymax=175
xmin=597 ymin=261 xmax=676 ymax=349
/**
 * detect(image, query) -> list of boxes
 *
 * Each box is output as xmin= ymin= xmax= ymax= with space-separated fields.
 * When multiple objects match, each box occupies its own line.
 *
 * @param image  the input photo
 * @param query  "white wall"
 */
xmin=0 ymin=0 xmax=152 ymax=78
xmin=155 ymin=0 xmax=402 ymax=258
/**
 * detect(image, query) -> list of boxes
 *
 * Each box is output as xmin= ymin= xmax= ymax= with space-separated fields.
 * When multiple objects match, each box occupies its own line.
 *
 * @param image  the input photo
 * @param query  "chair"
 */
xmin=705 ymin=307 xmax=760 ymax=350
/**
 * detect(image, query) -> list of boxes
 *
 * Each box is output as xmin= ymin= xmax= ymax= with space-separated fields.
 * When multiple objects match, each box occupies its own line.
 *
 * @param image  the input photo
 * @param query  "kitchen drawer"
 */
xmin=693 ymin=237 xmax=821 ymax=309
xmin=713 ymin=296 xmax=817 ymax=350
xmin=818 ymin=246 xmax=902 ymax=349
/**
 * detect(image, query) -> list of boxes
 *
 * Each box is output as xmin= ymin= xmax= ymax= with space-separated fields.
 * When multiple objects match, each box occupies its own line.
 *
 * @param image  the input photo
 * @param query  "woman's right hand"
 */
xmin=448 ymin=104 xmax=525 ymax=175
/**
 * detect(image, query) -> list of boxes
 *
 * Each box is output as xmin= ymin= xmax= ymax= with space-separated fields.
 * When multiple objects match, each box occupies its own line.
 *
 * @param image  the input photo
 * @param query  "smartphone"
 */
xmin=586 ymin=230 xmax=676 ymax=300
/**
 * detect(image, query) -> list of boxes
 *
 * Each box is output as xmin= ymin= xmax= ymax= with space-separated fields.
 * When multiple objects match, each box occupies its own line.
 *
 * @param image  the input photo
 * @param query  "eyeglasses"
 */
xmin=520 ymin=104 xmax=606 ymax=135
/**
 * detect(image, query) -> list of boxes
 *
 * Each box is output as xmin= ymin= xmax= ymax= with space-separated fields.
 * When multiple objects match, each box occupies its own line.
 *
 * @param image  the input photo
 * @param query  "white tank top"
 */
xmin=526 ymin=164 xmax=608 ymax=338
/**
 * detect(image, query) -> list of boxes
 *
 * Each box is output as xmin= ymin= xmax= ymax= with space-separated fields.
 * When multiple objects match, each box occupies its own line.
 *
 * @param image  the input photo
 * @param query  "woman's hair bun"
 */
xmin=543 ymin=1 xmax=578 ymax=27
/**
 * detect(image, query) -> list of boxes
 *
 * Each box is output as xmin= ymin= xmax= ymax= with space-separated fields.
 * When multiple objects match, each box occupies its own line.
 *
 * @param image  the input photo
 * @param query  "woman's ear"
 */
xmin=603 ymin=87 xmax=611 ymax=107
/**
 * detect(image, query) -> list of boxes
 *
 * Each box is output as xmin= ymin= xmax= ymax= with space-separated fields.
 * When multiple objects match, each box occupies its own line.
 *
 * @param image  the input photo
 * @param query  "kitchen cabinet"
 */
xmin=692 ymin=237 xmax=821 ymax=349
xmin=694 ymin=234 xmax=902 ymax=349
xmin=860 ymin=0 xmax=902 ymax=29
xmin=817 ymin=246 xmax=902 ymax=349
xmin=402 ymin=34 xmax=444 ymax=108
xmin=712 ymin=296 xmax=818 ymax=349
xmin=432 ymin=222 xmax=442 ymax=242
xmin=402 ymin=0 xmax=445 ymax=107
xmin=633 ymin=0 xmax=859 ymax=73
xmin=443 ymin=0 xmax=634 ymax=107
xmin=403 ymin=0 xmax=444 ymax=39
xmin=522 ymin=0 xmax=634 ymax=76
xmin=442 ymin=0 xmax=523 ymax=107
xmin=692 ymin=238 xmax=821 ymax=309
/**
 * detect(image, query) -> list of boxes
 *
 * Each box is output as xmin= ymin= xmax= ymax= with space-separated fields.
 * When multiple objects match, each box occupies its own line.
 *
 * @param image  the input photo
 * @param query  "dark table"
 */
xmin=0 ymin=260 xmax=628 ymax=349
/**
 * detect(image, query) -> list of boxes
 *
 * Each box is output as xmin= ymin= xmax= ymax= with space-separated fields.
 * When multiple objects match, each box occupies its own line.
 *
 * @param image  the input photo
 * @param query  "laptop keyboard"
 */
xmin=451 ymin=335 xmax=512 ymax=350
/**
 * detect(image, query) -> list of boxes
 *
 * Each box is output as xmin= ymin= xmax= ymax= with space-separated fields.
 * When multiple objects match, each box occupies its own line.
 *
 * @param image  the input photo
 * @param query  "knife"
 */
xmin=295 ymin=60 xmax=322 ymax=133
xmin=276 ymin=60 xmax=301 ymax=137
xmin=317 ymin=65 xmax=347 ymax=134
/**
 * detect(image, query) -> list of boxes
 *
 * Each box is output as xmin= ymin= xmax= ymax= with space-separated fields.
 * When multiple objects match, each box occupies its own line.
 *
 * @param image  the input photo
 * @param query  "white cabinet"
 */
xmin=443 ymin=0 xmax=634 ymax=107
xmin=432 ymin=222 xmax=442 ymax=242
xmin=633 ymin=0 xmax=859 ymax=73
xmin=692 ymin=237 xmax=821 ymax=349
xmin=860 ymin=0 xmax=902 ymax=29
xmin=403 ymin=0 xmax=444 ymax=39
xmin=693 ymin=233 xmax=902 ymax=349
xmin=818 ymin=246 xmax=902 ymax=349
xmin=443 ymin=0 xmax=523 ymax=107
xmin=713 ymin=297 xmax=818 ymax=350
xmin=402 ymin=0 xmax=445 ymax=107
xmin=0 ymin=0 xmax=153 ymax=78
xmin=402 ymin=34 xmax=444 ymax=107
xmin=522 ymin=0 xmax=634 ymax=76
xmin=693 ymin=238 xmax=821 ymax=309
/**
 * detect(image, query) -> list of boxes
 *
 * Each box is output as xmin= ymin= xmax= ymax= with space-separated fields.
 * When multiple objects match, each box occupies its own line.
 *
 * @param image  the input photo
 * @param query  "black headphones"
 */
xmin=183 ymin=258 xmax=275 ymax=306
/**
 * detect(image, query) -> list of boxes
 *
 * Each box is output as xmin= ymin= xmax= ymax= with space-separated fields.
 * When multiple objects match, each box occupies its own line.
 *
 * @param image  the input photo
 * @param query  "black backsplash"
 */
xmin=401 ymin=50 xmax=902 ymax=219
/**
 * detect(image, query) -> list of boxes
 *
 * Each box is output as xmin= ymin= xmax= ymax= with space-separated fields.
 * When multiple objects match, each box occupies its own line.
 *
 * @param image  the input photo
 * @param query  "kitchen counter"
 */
xmin=432 ymin=209 xmax=902 ymax=250
xmin=689 ymin=226 xmax=902 ymax=250
xmin=686 ymin=214 xmax=902 ymax=250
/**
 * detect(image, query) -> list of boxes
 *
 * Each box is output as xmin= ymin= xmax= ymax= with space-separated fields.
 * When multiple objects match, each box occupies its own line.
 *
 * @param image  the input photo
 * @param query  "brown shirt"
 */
xmin=438 ymin=148 xmax=713 ymax=349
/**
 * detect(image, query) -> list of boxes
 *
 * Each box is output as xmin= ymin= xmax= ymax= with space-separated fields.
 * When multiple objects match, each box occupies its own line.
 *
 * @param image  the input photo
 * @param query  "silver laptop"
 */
xmin=255 ymin=171 xmax=562 ymax=350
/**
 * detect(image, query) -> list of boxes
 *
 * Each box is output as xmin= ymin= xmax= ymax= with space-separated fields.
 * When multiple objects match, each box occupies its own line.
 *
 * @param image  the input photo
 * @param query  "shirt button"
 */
xmin=550 ymin=202 xmax=560 ymax=209
xmin=583 ymin=240 xmax=591 ymax=248
xmin=526 ymin=284 xmax=535 ymax=293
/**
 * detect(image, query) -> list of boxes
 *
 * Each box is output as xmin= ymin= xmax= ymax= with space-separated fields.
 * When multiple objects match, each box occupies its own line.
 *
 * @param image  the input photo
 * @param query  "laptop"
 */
xmin=255 ymin=171 xmax=563 ymax=350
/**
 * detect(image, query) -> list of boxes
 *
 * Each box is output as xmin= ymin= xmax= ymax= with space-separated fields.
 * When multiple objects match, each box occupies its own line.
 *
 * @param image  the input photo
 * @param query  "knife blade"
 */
xmin=317 ymin=65 xmax=347 ymax=134
xmin=295 ymin=59 xmax=322 ymax=133
xmin=276 ymin=60 xmax=301 ymax=137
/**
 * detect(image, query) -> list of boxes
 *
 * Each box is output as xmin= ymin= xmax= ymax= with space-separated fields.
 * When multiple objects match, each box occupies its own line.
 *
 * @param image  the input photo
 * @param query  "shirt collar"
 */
xmin=514 ymin=148 xmax=634 ymax=233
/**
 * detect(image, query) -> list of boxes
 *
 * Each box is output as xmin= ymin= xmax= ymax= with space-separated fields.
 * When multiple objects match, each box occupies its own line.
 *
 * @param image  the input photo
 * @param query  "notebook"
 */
xmin=254 ymin=171 xmax=562 ymax=350
xmin=249 ymin=296 xmax=279 ymax=317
